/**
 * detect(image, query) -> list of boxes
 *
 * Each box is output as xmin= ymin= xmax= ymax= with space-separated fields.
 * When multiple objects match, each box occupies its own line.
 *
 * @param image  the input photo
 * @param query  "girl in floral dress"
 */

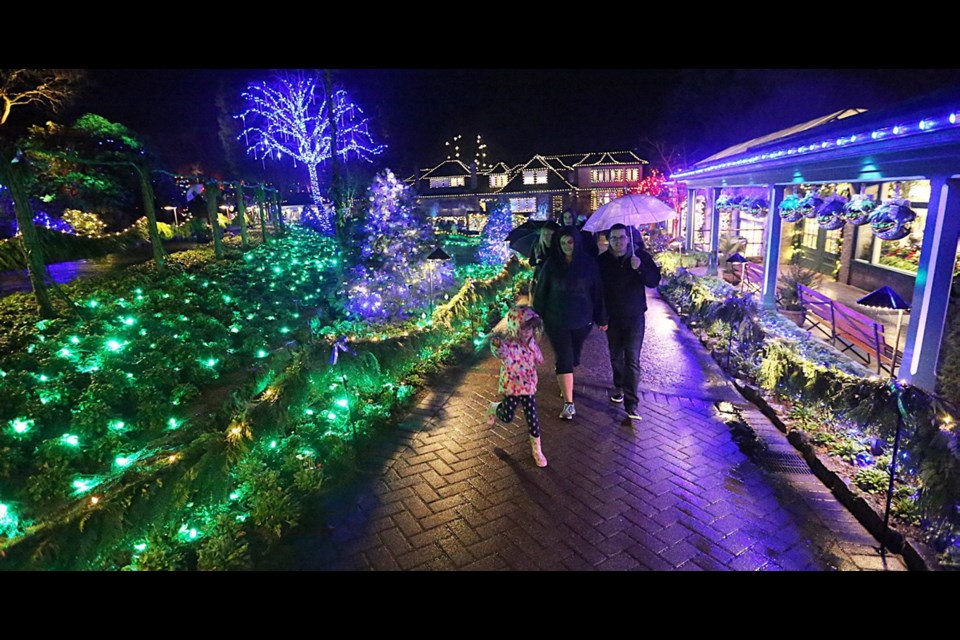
xmin=486 ymin=305 xmax=548 ymax=467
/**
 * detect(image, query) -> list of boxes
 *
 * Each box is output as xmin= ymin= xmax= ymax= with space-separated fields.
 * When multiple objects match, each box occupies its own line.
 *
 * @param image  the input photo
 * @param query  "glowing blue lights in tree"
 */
xmin=477 ymin=200 xmax=512 ymax=266
xmin=235 ymin=71 xmax=385 ymax=235
xmin=342 ymin=170 xmax=451 ymax=323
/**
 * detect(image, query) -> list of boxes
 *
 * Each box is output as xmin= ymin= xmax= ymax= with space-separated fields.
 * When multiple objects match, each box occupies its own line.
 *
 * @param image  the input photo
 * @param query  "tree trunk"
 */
xmin=0 ymin=153 xmax=55 ymax=317
xmin=305 ymin=162 xmax=331 ymax=234
xmin=273 ymin=190 xmax=285 ymax=235
xmin=236 ymin=182 xmax=249 ymax=249
xmin=324 ymin=70 xmax=345 ymax=243
xmin=206 ymin=179 xmax=223 ymax=258
xmin=256 ymin=185 xmax=269 ymax=241
xmin=133 ymin=164 xmax=166 ymax=269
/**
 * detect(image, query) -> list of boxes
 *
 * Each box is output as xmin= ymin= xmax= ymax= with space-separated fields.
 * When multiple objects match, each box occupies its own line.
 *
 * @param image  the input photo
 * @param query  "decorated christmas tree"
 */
xmin=476 ymin=199 xmax=512 ymax=266
xmin=342 ymin=169 xmax=452 ymax=323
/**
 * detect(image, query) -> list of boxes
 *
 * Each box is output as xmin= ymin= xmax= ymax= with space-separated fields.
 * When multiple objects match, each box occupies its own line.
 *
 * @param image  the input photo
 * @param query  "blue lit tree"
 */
xmin=342 ymin=169 xmax=451 ymax=323
xmin=235 ymin=71 xmax=385 ymax=235
xmin=477 ymin=199 xmax=512 ymax=266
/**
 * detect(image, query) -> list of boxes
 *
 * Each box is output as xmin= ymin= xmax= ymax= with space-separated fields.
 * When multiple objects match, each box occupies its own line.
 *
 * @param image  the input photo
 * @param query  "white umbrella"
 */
xmin=582 ymin=194 xmax=678 ymax=232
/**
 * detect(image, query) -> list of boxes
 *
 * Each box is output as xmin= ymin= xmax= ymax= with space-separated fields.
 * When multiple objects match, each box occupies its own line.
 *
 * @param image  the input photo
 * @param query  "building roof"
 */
xmin=673 ymin=86 xmax=960 ymax=186
xmin=420 ymin=159 xmax=473 ymax=179
xmin=496 ymin=155 xmax=578 ymax=194
xmin=570 ymin=151 xmax=646 ymax=166
xmin=484 ymin=161 xmax=513 ymax=175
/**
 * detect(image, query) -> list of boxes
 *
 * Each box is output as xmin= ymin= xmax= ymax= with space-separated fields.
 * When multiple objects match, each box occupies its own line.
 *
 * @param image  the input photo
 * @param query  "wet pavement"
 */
xmin=257 ymin=287 xmax=908 ymax=571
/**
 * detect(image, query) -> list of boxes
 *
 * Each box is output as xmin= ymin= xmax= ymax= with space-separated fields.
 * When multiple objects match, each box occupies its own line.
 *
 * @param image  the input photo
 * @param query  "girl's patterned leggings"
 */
xmin=496 ymin=394 xmax=540 ymax=437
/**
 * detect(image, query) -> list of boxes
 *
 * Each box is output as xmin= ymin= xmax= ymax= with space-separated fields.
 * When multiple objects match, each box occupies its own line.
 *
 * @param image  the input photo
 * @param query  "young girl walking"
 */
xmin=486 ymin=305 xmax=548 ymax=467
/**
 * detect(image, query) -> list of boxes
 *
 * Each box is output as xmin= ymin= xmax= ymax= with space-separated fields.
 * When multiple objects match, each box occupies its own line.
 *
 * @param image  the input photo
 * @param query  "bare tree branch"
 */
xmin=0 ymin=69 xmax=84 ymax=126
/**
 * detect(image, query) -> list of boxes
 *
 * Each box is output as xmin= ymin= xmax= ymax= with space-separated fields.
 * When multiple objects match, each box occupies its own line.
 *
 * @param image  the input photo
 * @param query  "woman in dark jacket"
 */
xmin=533 ymin=225 xmax=608 ymax=420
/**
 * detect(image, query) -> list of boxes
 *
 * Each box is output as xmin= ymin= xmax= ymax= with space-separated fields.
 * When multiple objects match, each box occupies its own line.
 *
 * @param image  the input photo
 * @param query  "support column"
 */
xmin=900 ymin=177 xmax=960 ymax=391
xmin=706 ymin=187 xmax=720 ymax=276
xmin=684 ymin=187 xmax=696 ymax=251
xmin=762 ymin=185 xmax=785 ymax=310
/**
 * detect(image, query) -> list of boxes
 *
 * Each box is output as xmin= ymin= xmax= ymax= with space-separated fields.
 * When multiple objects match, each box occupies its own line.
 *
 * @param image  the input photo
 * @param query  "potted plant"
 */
xmin=777 ymin=263 xmax=822 ymax=325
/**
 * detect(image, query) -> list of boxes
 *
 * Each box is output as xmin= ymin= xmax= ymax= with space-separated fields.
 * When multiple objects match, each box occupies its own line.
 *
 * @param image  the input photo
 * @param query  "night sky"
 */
xmin=59 ymin=68 xmax=960 ymax=181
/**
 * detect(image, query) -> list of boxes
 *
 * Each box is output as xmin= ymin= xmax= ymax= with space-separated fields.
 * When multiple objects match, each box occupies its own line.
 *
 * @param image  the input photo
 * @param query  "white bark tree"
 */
xmin=235 ymin=71 xmax=384 ymax=235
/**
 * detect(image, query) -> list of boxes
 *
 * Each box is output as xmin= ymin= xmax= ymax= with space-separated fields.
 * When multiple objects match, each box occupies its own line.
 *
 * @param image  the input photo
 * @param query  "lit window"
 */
xmin=451 ymin=176 xmax=465 ymax=187
xmin=523 ymin=169 xmax=548 ymax=185
xmin=510 ymin=197 xmax=537 ymax=213
xmin=489 ymin=174 xmax=508 ymax=188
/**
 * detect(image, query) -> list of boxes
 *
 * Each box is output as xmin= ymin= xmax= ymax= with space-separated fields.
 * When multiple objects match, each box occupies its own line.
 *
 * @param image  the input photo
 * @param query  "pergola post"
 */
xmin=900 ymin=177 xmax=960 ymax=391
xmin=706 ymin=187 xmax=720 ymax=276
xmin=761 ymin=185 xmax=785 ymax=310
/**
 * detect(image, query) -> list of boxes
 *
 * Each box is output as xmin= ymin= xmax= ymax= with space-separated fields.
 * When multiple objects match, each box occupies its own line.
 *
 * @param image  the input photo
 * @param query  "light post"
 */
xmin=163 ymin=206 xmax=179 ymax=227
xmin=856 ymin=285 xmax=912 ymax=556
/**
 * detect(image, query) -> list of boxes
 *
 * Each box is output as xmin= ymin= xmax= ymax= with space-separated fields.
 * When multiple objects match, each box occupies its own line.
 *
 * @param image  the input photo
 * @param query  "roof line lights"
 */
xmin=672 ymin=108 xmax=960 ymax=179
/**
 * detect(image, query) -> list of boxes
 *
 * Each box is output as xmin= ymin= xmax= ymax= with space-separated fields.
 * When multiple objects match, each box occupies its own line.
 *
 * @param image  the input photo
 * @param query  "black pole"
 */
xmin=881 ymin=383 xmax=905 ymax=555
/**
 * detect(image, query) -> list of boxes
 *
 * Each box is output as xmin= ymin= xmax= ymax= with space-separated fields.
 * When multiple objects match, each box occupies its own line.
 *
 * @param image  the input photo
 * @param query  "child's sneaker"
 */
xmin=559 ymin=402 xmax=576 ymax=420
xmin=486 ymin=401 xmax=500 ymax=426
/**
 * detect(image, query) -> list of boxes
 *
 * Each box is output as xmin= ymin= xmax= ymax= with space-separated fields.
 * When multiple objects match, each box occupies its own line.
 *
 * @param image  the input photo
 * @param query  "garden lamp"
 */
xmin=856 ymin=285 xmax=911 ymax=557
xmin=426 ymin=247 xmax=451 ymax=315
xmin=856 ymin=286 xmax=910 ymax=376
xmin=726 ymin=252 xmax=749 ymax=292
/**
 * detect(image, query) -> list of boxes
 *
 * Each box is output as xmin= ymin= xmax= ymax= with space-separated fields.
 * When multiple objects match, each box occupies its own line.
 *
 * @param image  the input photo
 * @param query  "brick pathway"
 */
xmin=258 ymin=290 xmax=907 ymax=571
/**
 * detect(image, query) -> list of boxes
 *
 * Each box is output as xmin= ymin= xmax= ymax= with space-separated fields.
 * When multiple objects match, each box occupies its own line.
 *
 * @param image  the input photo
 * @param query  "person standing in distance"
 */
xmin=597 ymin=223 xmax=662 ymax=421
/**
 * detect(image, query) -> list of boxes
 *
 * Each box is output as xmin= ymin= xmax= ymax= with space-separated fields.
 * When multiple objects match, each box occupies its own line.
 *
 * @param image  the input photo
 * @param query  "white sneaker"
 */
xmin=559 ymin=403 xmax=576 ymax=420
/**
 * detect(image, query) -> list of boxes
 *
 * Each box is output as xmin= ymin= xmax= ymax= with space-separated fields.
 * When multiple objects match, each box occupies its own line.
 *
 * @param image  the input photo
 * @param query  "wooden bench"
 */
xmin=796 ymin=283 xmax=895 ymax=375
xmin=797 ymin=284 xmax=835 ymax=341
xmin=742 ymin=261 xmax=764 ymax=294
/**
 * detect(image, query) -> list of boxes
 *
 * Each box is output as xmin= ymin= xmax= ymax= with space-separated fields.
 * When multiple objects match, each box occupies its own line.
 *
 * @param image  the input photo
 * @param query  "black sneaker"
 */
xmin=625 ymin=407 xmax=642 ymax=421
xmin=610 ymin=390 xmax=624 ymax=404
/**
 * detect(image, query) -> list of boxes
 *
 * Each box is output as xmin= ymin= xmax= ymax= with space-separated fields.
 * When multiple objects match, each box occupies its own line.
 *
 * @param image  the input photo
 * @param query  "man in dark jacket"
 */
xmin=597 ymin=223 xmax=662 ymax=421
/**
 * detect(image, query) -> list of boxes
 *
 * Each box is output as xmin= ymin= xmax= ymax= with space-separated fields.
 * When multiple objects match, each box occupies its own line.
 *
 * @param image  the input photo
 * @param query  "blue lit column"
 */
xmin=900 ymin=177 xmax=960 ymax=391
xmin=706 ymin=187 xmax=720 ymax=276
xmin=684 ymin=187 xmax=697 ymax=251
xmin=761 ymin=185 xmax=785 ymax=310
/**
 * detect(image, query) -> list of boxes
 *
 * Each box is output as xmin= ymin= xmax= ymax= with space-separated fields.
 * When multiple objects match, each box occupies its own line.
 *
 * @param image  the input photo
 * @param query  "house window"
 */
xmin=854 ymin=180 xmax=935 ymax=274
xmin=590 ymin=168 xmax=638 ymax=183
xmin=523 ymin=169 xmax=548 ymax=185
xmin=489 ymin=174 xmax=508 ymax=188
xmin=510 ymin=197 xmax=537 ymax=213
xmin=429 ymin=176 xmax=465 ymax=188
xmin=551 ymin=195 xmax=564 ymax=215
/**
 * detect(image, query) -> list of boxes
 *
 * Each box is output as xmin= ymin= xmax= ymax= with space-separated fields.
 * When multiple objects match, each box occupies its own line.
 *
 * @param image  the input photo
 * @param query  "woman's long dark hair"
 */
xmin=550 ymin=225 xmax=591 ymax=268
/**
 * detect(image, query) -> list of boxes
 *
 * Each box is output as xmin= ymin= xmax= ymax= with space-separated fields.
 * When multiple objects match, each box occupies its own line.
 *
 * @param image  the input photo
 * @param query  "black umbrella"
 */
xmin=505 ymin=219 xmax=548 ymax=259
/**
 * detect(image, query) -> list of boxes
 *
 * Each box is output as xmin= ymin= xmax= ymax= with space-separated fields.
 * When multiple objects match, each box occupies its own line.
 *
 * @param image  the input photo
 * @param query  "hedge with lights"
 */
xmin=0 ymin=223 xmax=526 ymax=570
xmin=658 ymin=264 xmax=960 ymax=566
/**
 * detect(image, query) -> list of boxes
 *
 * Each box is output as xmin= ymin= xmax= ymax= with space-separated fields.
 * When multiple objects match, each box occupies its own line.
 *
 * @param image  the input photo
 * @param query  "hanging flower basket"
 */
xmin=798 ymin=192 xmax=824 ymax=219
xmin=843 ymin=194 xmax=876 ymax=225
xmin=740 ymin=197 xmax=769 ymax=219
xmin=815 ymin=194 xmax=847 ymax=230
xmin=715 ymin=194 xmax=734 ymax=211
xmin=716 ymin=194 xmax=743 ymax=212
xmin=870 ymin=198 xmax=916 ymax=241
xmin=778 ymin=194 xmax=804 ymax=222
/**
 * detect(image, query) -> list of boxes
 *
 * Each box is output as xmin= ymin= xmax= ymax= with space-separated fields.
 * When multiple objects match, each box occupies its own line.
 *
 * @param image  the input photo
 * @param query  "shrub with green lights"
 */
xmin=0 ymin=221 xmax=526 ymax=570
xmin=659 ymin=266 xmax=960 ymax=567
